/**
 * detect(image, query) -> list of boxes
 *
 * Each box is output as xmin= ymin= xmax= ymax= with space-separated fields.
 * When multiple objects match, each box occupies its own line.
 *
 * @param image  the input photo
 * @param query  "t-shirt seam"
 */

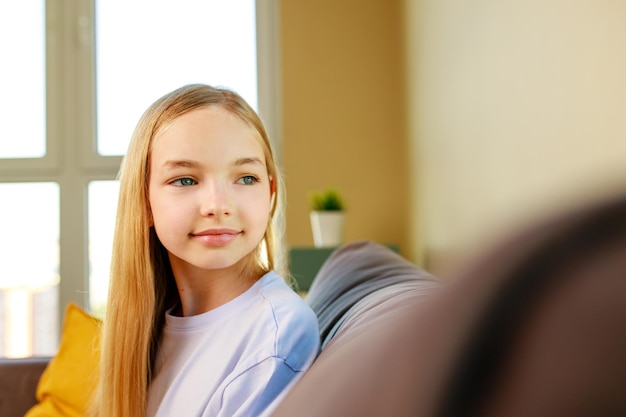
xmin=253 ymin=273 xmax=283 ymax=358
xmin=219 ymin=355 xmax=301 ymax=410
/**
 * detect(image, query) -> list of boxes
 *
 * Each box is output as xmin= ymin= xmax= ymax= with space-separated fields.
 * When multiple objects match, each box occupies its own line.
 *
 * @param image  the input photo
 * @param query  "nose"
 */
xmin=200 ymin=180 xmax=231 ymax=217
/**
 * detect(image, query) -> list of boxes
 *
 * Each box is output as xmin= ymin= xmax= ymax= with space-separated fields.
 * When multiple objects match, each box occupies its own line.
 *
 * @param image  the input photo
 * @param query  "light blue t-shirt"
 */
xmin=146 ymin=271 xmax=320 ymax=417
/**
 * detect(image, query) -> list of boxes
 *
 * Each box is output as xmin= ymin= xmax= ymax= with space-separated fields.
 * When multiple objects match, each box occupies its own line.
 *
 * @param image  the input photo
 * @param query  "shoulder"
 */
xmin=254 ymin=272 xmax=320 ymax=368
xmin=256 ymin=271 xmax=318 ymax=330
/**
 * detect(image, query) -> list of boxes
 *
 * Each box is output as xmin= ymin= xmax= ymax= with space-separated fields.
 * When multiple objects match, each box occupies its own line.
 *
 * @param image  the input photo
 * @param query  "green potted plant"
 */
xmin=308 ymin=188 xmax=346 ymax=248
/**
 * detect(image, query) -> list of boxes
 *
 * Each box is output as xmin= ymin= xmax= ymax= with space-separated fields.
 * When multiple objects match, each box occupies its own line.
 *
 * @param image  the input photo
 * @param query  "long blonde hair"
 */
xmin=95 ymin=84 xmax=285 ymax=417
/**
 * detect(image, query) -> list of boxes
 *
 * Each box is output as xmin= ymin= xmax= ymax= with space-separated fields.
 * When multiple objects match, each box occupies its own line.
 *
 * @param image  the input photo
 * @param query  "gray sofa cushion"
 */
xmin=305 ymin=240 xmax=440 ymax=348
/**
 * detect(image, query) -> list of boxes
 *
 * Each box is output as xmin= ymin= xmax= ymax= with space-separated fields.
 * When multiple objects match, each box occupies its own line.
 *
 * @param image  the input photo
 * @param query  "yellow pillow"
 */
xmin=25 ymin=302 xmax=101 ymax=417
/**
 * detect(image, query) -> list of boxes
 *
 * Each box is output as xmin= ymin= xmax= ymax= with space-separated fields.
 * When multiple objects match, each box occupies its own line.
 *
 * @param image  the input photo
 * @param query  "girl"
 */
xmin=95 ymin=84 xmax=320 ymax=417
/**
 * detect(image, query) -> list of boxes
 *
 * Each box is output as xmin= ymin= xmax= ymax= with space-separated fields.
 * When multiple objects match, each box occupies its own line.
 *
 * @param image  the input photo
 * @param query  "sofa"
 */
xmin=0 ymin=356 xmax=50 ymax=417
xmin=2 ymin=192 xmax=626 ymax=417
xmin=270 ymin=193 xmax=626 ymax=417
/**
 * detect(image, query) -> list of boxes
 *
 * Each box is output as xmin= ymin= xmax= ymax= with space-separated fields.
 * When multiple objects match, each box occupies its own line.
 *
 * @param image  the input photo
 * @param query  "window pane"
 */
xmin=95 ymin=0 xmax=258 ymax=156
xmin=0 ymin=2 xmax=46 ymax=158
xmin=0 ymin=183 xmax=59 ymax=357
xmin=88 ymin=181 xmax=119 ymax=317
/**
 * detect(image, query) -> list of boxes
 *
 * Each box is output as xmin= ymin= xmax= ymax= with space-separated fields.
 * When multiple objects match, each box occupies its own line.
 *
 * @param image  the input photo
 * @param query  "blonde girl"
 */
xmin=95 ymin=84 xmax=319 ymax=417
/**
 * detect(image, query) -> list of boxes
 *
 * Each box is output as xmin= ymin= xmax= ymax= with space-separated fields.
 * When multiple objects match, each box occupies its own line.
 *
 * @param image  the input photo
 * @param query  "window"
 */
xmin=0 ymin=0 xmax=280 ymax=358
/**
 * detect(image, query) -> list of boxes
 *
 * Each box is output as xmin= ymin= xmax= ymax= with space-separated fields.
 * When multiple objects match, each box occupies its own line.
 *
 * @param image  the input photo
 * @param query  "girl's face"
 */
xmin=148 ymin=106 xmax=273 ymax=277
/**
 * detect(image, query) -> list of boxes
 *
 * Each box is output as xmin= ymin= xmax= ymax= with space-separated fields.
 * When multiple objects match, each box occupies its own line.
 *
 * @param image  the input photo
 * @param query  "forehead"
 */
xmin=151 ymin=106 xmax=267 ymax=163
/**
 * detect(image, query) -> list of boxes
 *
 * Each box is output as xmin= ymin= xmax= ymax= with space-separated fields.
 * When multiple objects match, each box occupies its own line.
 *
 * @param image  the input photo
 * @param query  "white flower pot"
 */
xmin=310 ymin=211 xmax=345 ymax=248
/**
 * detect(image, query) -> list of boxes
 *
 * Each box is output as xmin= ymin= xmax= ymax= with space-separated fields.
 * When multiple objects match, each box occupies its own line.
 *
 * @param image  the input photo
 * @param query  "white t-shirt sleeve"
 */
xmin=206 ymin=356 xmax=305 ymax=417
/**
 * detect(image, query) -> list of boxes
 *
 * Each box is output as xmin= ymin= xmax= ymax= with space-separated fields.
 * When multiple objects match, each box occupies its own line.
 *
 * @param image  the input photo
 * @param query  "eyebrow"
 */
xmin=233 ymin=157 xmax=265 ymax=167
xmin=160 ymin=157 xmax=264 ymax=169
xmin=161 ymin=159 xmax=200 ymax=169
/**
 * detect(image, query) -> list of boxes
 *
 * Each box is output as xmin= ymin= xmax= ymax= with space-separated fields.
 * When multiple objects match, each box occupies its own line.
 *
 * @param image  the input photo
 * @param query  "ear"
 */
xmin=269 ymin=175 xmax=276 ymax=196
xmin=269 ymin=175 xmax=277 ymax=212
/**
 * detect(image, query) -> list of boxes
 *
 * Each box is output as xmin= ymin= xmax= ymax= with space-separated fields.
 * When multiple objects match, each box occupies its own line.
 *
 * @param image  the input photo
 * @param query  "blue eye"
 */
xmin=237 ymin=175 xmax=258 ymax=185
xmin=171 ymin=177 xmax=196 ymax=186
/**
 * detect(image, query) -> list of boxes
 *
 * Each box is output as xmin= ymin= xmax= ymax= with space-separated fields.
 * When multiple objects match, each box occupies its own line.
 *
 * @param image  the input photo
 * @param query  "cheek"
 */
xmin=241 ymin=191 xmax=272 ymax=228
xmin=149 ymin=195 xmax=181 ymax=232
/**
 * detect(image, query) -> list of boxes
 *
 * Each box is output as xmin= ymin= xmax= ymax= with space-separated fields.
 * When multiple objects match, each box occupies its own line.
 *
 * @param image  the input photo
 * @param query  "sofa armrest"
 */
xmin=0 ymin=357 xmax=50 ymax=417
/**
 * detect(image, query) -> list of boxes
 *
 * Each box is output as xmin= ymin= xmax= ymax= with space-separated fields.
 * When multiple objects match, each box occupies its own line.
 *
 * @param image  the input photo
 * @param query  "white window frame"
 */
xmin=0 ymin=0 xmax=281 ymax=324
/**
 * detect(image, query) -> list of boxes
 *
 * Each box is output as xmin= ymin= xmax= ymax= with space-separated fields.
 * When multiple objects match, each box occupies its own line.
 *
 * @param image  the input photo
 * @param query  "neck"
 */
xmin=170 ymin=260 xmax=264 ymax=317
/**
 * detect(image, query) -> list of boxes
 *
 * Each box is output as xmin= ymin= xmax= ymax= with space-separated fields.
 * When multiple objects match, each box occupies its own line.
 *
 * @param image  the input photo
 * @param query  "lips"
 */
xmin=191 ymin=228 xmax=242 ymax=246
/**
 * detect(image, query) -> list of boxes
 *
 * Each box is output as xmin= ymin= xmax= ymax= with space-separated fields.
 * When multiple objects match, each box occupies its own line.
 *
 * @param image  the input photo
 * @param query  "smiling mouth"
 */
xmin=191 ymin=229 xmax=241 ymax=246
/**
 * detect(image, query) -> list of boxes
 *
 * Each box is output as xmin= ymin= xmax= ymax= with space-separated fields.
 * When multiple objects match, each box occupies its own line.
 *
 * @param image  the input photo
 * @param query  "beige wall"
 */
xmin=278 ymin=0 xmax=626 ymax=272
xmin=279 ymin=0 xmax=411 ymax=255
xmin=406 ymin=0 xmax=626 ymax=272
